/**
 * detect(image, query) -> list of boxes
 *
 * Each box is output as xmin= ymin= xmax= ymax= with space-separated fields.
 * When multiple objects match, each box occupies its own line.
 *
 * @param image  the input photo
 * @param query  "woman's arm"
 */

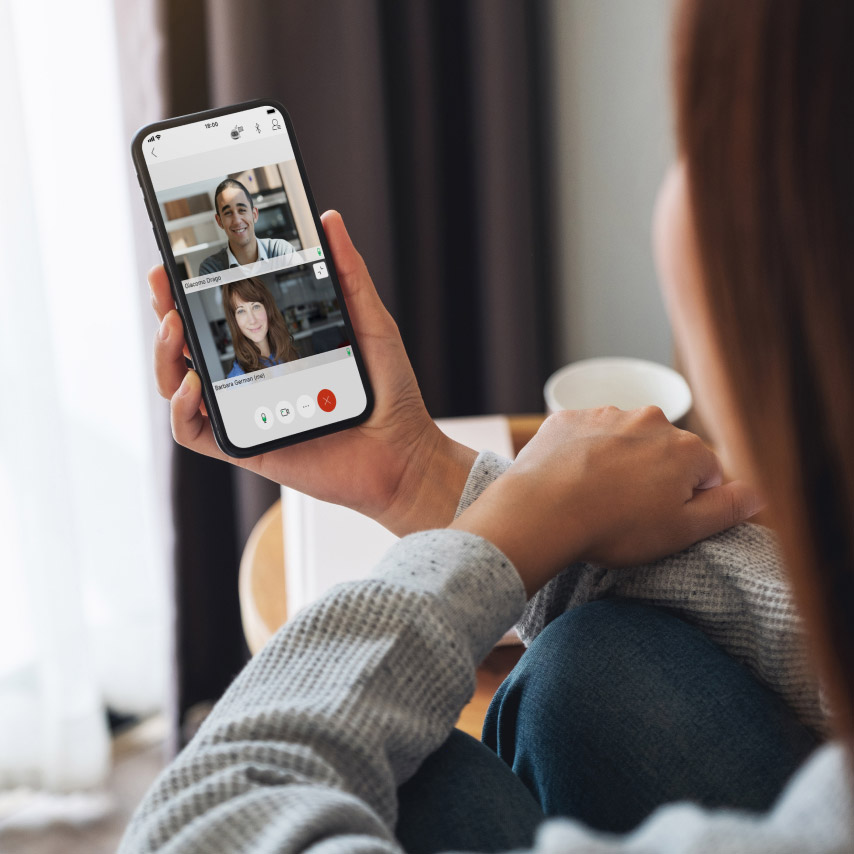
xmin=118 ymin=531 xmax=527 ymax=853
xmin=120 ymin=410 xmax=845 ymax=853
xmin=457 ymin=442 xmax=824 ymax=733
xmin=119 ymin=529 xmax=846 ymax=854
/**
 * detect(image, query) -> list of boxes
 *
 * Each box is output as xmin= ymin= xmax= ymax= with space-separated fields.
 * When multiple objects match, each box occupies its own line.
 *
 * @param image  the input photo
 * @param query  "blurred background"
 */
xmin=0 ymin=0 xmax=672 ymax=849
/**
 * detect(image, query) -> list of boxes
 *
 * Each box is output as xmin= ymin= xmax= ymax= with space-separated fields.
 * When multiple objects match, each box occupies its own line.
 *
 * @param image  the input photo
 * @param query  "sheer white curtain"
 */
xmin=0 ymin=0 xmax=171 ymax=793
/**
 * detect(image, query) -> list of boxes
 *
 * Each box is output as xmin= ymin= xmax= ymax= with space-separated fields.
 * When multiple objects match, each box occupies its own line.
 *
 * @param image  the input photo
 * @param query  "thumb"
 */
xmin=685 ymin=479 xmax=765 ymax=538
xmin=321 ymin=209 xmax=391 ymax=334
xmin=321 ymin=210 xmax=373 ymax=299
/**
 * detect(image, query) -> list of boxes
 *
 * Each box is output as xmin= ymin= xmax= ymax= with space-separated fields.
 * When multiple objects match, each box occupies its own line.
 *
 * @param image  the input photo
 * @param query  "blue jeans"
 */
xmin=395 ymin=600 xmax=818 ymax=853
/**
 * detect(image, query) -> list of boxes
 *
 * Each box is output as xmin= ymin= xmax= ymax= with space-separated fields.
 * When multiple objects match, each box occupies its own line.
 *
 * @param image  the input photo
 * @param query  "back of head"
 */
xmin=674 ymin=0 xmax=854 ymax=748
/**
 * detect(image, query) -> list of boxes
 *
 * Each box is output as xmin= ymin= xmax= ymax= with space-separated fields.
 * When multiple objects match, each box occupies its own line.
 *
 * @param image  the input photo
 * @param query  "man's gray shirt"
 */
xmin=199 ymin=237 xmax=296 ymax=275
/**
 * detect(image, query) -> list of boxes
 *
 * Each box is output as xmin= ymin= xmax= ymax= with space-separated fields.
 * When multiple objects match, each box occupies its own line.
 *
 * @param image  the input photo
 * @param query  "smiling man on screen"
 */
xmin=199 ymin=177 xmax=296 ymax=274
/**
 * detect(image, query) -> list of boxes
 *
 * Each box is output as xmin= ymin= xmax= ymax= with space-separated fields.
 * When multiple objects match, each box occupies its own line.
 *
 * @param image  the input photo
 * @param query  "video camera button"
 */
xmin=275 ymin=400 xmax=295 ymax=425
xmin=297 ymin=394 xmax=316 ymax=418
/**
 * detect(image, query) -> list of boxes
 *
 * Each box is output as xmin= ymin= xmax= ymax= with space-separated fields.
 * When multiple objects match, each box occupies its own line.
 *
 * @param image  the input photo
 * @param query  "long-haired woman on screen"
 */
xmin=223 ymin=277 xmax=299 ymax=377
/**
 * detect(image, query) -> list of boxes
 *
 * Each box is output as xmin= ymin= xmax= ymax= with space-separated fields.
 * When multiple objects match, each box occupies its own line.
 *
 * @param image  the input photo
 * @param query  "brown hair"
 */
xmin=223 ymin=278 xmax=299 ymax=374
xmin=674 ymin=1 xmax=854 ymax=748
xmin=214 ymin=177 xmax=254 ymax=215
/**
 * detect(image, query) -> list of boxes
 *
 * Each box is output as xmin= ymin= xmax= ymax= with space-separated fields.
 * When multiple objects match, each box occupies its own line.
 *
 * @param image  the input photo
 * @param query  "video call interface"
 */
xmin=144 ymin=106 xmax=367 ymax=448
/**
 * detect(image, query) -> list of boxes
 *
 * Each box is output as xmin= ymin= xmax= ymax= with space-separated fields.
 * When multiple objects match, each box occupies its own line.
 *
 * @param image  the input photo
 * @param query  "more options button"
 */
xmin=296 ymin=394 xmax=316 ymax=418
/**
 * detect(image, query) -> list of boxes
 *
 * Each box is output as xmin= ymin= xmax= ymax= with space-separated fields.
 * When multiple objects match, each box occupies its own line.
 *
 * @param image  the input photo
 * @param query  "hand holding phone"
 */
xmin=136 ymin=100 xmax=476 ymax=533
xmin=151 ymin=210 xmax=477 ymax=536
xmin=135 ymin=100 xmax=376 ymax=457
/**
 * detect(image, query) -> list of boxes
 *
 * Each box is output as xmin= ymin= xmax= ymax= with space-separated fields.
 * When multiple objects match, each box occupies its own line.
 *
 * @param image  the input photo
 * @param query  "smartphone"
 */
xmin=132 ymin=99 xmax=373 ymax=457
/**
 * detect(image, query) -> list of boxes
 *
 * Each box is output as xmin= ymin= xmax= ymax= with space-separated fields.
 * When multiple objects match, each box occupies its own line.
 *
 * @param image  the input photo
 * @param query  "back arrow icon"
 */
xmin=151 ymin=147 xmax=157 ymax=157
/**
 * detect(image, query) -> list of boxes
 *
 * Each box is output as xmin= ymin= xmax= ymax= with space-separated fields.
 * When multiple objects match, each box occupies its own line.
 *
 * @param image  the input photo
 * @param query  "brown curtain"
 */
xmin=163 ymin=0 xmax=558 ymax=741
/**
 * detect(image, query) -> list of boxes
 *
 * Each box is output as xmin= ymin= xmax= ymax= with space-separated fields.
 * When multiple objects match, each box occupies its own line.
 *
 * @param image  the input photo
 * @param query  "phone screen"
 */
xmin=136 ymin=102 xmax=370 ymax=454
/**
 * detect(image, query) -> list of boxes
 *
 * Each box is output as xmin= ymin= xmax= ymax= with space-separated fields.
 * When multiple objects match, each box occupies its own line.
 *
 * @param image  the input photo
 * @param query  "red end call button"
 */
xmin=317 ymin=389 xmax=337 ymax=412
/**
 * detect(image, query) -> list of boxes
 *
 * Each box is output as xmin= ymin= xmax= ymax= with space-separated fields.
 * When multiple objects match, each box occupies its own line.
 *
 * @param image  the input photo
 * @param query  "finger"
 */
xmin=693 ymin=442 xmax=724 ymax=490
xmin=320 ymin=210 xmax=367 ymax=285
xmin=170 ymin=371 xmax=230 ymax=462
xmin=673 ymin=430 xmax=724 ymax=491
xmin=320 ymin=210 xmax=391 ymax=327
xmin=147 ymin=266 xmax=192 ymax=360
xmin=148 ymin=265 xmax=175 ymax=322
xmin=685 ymin=479 xmax=765 ymax=538
xmin=154 ymin=310 xmax=188 ymax=398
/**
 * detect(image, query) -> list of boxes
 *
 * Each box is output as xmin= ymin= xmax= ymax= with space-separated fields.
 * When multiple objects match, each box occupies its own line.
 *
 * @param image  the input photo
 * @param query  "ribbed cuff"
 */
xmin=455 ymin=450 xmax=513 ymax=519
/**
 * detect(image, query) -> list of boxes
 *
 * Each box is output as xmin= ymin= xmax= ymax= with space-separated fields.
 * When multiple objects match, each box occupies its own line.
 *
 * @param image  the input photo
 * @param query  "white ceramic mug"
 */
xmin=544 ymin=357 xmax=692 ymax=424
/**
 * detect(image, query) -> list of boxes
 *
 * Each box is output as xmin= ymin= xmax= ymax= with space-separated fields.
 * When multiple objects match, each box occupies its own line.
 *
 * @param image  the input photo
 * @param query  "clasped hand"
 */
xmin=452 ymin=407 xmax=762 ymax=595
xmin=149 ymin=211 xmax=760 ymax=597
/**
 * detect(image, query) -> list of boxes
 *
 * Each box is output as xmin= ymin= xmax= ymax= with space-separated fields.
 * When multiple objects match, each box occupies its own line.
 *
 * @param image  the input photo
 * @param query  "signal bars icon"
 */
xmin=146 ymin=134 xmax=162 ymax=143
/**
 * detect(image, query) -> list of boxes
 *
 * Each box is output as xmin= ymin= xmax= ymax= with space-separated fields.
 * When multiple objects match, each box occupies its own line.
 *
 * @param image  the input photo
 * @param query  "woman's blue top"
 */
xmin=227 ymin=355 xmax=281 ymax=378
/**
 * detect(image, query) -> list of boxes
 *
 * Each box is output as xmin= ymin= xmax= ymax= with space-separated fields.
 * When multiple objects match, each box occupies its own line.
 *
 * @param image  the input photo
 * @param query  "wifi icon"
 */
xmin=156 ymin=134 xmax=161 ymax=139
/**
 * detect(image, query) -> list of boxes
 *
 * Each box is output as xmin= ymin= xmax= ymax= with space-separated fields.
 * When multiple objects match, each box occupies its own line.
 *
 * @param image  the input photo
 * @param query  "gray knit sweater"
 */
xmin=119 ymin=452 xmax=854 ymax=853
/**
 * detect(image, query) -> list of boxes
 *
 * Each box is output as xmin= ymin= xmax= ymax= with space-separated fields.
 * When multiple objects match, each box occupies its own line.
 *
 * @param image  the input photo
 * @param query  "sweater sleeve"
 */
xmin=457 ymin=451 xmax=825 ymax=735
xmin=118 ymin=478 xmax=851 ymax=853
xmin=118 ymin=530 xmax=527 ymax=854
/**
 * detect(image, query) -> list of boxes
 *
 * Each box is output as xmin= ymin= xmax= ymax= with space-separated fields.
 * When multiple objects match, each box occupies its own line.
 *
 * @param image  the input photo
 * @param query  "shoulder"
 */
xmin=262 ymin=238 xmax=296 ymax=256
xmin=227 ymin=361 xmax=244 ymax=378
xmin=199 ymin=249 xmax=227 ymax=274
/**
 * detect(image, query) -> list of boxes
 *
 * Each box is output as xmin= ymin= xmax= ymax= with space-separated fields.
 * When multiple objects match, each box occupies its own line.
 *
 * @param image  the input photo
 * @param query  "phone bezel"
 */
xmin=131 ymin=99 xmax=374 ymax=458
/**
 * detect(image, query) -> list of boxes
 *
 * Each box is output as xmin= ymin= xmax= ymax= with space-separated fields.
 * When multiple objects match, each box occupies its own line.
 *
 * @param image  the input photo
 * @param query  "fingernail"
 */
xmin=178 ymin=373 xmax=191 ymax=396
xmin=159 ymin=318 xmax=169 ymax=340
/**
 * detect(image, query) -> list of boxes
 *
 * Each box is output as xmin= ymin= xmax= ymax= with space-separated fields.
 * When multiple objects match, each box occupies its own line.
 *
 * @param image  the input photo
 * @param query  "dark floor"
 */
xmin=0 ymin=716 xmax=168 ymax=854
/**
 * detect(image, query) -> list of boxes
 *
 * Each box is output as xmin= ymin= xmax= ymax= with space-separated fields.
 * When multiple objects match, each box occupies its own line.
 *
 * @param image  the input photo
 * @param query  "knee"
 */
xmin=484 ymin=600 xmax=686 ymax=762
